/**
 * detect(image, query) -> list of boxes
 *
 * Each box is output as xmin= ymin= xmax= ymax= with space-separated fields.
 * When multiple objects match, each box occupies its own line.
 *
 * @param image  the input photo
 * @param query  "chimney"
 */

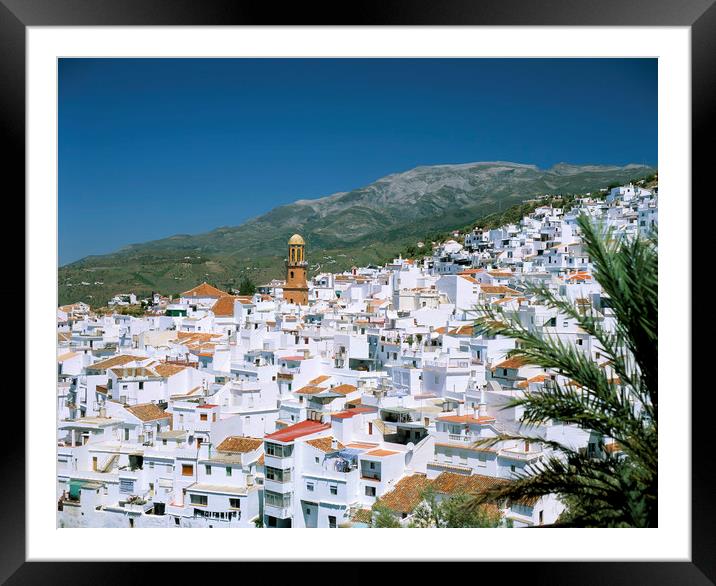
xmin=331 ymin=438 xmax=338 ymax=450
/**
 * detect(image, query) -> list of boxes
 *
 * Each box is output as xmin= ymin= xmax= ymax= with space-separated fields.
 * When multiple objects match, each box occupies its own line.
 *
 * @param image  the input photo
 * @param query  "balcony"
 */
xmin=264 ymin=502 xmax=292 ymax=519
xmin=436 ymin=431 xmax=481 ymax=446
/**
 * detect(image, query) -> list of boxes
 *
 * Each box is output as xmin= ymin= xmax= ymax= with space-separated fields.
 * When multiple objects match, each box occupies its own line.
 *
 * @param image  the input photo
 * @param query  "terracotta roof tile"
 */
xmin=215 ymin=436 xmax=263 ymax=453
xmin=432 ymin=471 xmax=509 ymax=495
xmin=331 ymin=384 xmax=358 ymax=396
xmin=378 ymin=474 xmax=432 ymax=514
xmin=492 ymin=356 xmax=529 ymax=370
xmin=181 ymin=282 xmax=228 ymax=298
xmin=88 ymin=354 xmax=146 ymax=371
xmin=309 ymin=375 xmax=332 ymax=385
xmin=211 ymin=295 xmax=238 ymax=317
xmin=364 ymin=449 xmax=400 ymax=457
xmin=437 ymin=414 xmax=496 ymax=425
xmin=305 ymin=437 xmax=344 ymax=453
xmin=264 ymin=420 xmax=330 ymax=443
xmin=153 ymin=363 xmax=187 ymax=378
xmin=125 ymin=403 xmax=170 ymax=422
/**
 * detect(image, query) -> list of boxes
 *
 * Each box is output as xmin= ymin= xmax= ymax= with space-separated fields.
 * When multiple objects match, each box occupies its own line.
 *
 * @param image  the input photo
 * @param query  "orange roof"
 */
xmin=265 ymin=420 xmax=330 ymax=443
xmin=378 ymin=474 xmax=432 ymax=514
xmin=215 ymin=436 xmax=263 ymax=453
xmin=211 ymin=295 xmax=238 ymax=317
xmin=516 ymin=374 xmax=550 ymax=389
xmin=305 ymin=437 xmax=344 ymax=453
xmin=460 ymin=275 xmax=480 ymax=284
xmin=432 ymin=471 xmax=508 ymax=495
xmin=153 ymin=363 xmax=187 ymax=378
xmin=331 ymin=407 xmax=375 ymax=420
xmin=88 ymin=354 xmax=146 ymax=371
xmin=437 ymin=414 xmax=496 ymax=425
xmin=493 ymin=356 xmax=529 ymax=370
xmin=480 ymin=285 xmax=521 ymax=295
xmin=331 ymin=383 xmax=358 ymax=395
xmin=181 ymin=282 xmax=228 ymax=298
xmin=294 ymin=385 xmax=326 ymax=395
xmin=364 ymin=449 xmax=400 ymax=458
xmin=124 ymin=403 xmax=170 ymax=422
xmin=447 ymin=325 xmax=475 ymax=336
xmin=309 ymin=375 xmax=332 ymax=385
xmin=176 ymin=332 xmax=222 ymax=342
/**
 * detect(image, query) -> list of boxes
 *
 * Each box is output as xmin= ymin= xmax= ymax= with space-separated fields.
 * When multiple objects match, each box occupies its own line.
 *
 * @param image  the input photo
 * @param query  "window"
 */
xmin=229 ymin=498 xmax=241 ymax=509
xmin=265 ymin=467 xmax=291 ymax=482
xmin=124 ymin=429 xmax=130 ymax=441
xmin=306 ymin=482 xmax=314 ymax=492
xmin=365 ymin=486 xmax=376 ymax=497
xmin=138 ymin=382 xmax=144 ymax=390
xmin=200 ymin=413 xmax=208 ymax=421
xmin=205 ymin=465 xmax=211 ymax=475
xmin=329 ymin=485 xmax=338 ymax=495
xmin=328 ymin=515 xmax=337 ymax=528
xmin=190 ymin=494 xmax=208 ymax=506
xmin=314 ymin=456 xmax=319 ymax=463
xmin=182 ymin=464 xmax=193 ymax=477
xmin=266 ymin=442 xmax=292 ymax=458
xmin=539 ymin=510 xmax=544 ymax=525
xmin=510 ymin=465 xmax=516 ymax=473
xmin=265 ymin=490 xmax=291 ymax=508
xmin=226 ymin=467 xmax=232 ymax=477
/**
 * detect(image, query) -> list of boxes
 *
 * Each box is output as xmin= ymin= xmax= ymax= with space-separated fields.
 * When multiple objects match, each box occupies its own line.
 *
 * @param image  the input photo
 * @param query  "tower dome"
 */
xmin=288 ymin=233 xmax=305 ymax=245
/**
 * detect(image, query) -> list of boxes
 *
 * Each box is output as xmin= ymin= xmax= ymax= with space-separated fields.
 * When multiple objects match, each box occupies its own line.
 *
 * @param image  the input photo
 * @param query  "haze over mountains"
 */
xmin=59 ymin=161 xmax=655 ymax=305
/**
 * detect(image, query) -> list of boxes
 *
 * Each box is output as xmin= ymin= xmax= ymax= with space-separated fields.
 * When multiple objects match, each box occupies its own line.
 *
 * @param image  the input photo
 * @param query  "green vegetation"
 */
xmin=468 ymin=215 xmax=657 ymax=527
xmin=238 ymin=275 xmax=257 ymax=296
xmin=370 ymin=502 xmax=402 ymax=528
xmin=409 ymin=487 xmax=504 ymax=528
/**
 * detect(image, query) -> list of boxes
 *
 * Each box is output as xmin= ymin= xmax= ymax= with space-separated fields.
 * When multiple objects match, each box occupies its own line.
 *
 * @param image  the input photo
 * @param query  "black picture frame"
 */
xmin=6 ymin=0 xmax=711 ymax=582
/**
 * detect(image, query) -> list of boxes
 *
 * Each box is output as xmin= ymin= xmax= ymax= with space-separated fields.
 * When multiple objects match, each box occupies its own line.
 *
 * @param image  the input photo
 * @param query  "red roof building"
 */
xmin=264 ymin=420 xmax=330 ymax=443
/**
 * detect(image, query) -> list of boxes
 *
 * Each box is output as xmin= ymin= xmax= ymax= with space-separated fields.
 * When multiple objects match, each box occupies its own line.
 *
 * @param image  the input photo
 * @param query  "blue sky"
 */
xmin=59 ymin=58 xmax=657 ymax=265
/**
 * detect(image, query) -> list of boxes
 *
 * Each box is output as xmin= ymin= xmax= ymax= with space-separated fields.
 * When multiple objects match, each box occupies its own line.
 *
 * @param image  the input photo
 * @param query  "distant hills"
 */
xmin=59 ymin=161 xmax=655 ymax=306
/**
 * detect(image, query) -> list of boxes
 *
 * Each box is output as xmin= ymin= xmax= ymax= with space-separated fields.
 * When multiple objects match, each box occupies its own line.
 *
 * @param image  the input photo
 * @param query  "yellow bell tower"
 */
xmin=284 ymin=233 xmax=308 ymax=305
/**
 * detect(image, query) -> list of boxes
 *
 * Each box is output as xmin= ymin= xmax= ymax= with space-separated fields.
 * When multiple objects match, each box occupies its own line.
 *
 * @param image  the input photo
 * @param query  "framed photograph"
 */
xmin=9 ymin=0 xmax=711 ymax=581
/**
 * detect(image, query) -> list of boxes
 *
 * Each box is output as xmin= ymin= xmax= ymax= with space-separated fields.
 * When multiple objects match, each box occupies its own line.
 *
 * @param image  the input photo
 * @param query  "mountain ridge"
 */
xmin=59 ymin=160 xmax=655 ymax=305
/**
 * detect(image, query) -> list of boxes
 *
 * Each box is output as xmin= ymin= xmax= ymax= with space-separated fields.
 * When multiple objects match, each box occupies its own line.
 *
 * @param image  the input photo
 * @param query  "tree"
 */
xmin=409 ymin=487 xmax=503 ymax=528
xmin=239 ymin=275 xmax=256 ymax=296
xmin=467 ymin=215 xmax=657 ymax=527
xmin=370 ymin=502 xmax=401 ymax=528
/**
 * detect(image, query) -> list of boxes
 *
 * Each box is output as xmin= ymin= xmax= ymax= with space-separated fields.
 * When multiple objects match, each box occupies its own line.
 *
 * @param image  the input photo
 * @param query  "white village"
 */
xmin=56 ymin=182 xmax=657 ymax=529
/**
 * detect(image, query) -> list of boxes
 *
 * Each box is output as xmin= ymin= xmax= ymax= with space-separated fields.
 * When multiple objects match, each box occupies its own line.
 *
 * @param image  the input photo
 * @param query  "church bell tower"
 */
xmin=284 ymin=234 xmax=309 ymax=305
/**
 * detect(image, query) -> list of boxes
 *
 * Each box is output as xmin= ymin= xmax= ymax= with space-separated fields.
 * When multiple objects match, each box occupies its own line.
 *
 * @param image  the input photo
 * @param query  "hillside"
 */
xmin=59 ymin=161 xmax=655 ymax=306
